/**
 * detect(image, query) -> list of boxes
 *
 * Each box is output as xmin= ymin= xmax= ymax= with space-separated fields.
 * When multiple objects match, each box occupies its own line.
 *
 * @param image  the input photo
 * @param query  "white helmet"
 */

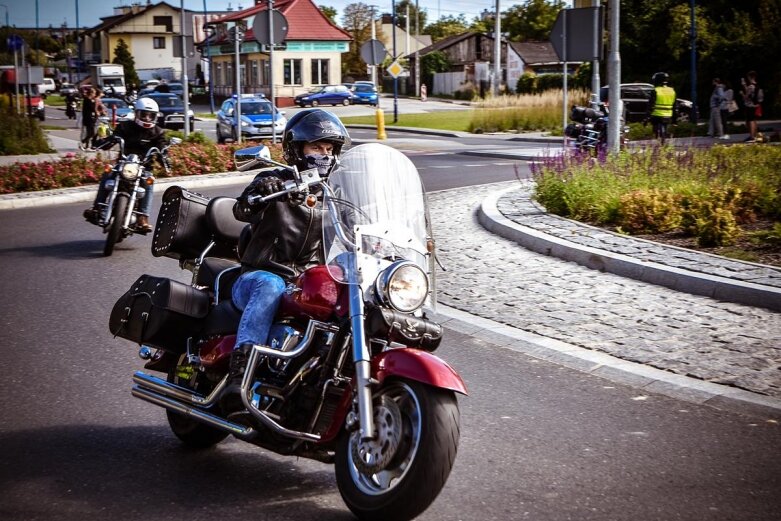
xmin=134 ymin=97 xmax=159 ymax=129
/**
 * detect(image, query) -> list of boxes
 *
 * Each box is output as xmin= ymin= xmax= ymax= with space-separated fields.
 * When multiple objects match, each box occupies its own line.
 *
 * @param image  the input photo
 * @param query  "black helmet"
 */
xmin=652 ymin=72 xmax=669 ymax=86
xmin=282 ymin=109 xmax=351 ymax=172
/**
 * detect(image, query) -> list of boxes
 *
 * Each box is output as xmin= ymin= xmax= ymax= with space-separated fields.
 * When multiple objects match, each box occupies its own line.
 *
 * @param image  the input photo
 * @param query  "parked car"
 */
xmin=37 ymin=78 xmax=57 ymax=96
xmin=216 ymin=94 xmax=287 ymax=143
xmin=59 ymin=82 xmax=79 ymax=97
xmin=139 ymin=92 xmax=195 ymax=131
xmin=599 ymin=83 xmax=693 ymax=123
xmin=166 ymin=82 xmax=185 ymax=98
xmin=294 ymin=84 xmax=352 ymax=107
xmin=101 ymin=97 xmax=134 ymax=121
xmin=347 ymin=82 xmax=379 ymax=106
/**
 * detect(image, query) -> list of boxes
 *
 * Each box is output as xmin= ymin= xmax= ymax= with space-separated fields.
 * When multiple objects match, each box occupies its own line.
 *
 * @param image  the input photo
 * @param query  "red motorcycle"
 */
xmin=110 ymin=142 xmax=466 ymax=520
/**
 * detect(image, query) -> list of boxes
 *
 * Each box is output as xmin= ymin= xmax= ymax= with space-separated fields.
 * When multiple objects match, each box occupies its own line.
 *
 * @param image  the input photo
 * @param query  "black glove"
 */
xmin=252 ymin=176 xmax=285 ymax=197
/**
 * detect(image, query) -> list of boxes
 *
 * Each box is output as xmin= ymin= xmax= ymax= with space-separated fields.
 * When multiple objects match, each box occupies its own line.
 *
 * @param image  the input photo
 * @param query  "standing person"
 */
xmin=83 ymin=98 xmax=167 ymax=232
xmin=720 ymin=80 xmax=736 ymax=139
xmin=741 ymin=71 xmax=761 ymax=142
xmin=648 ymin=72 xmax=676 ymax=144
xmin=708 ymin=78 xmax=725 ymax=138
xmin=79 ymin=87 xmax=98 ymax=151
xmin=227 ymin=109 xmax=351 ymax=385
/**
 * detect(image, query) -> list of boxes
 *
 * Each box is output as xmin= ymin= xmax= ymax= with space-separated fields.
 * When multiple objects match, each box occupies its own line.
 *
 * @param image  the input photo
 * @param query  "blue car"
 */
xmin=294 ymin=85 xmax=353 ymax=107
xmin=101 ymin=97 xmax=134 ymax=121
xmin=349 ymin=82 xmax=379 ymax=106
xmin=216 ymin=95 xmax=287 ymax=143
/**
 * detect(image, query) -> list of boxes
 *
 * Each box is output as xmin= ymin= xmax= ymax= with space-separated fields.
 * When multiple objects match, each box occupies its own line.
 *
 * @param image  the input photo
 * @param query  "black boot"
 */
xmin=227 ymin=343 xmax=252 ymax=388
xmin=83 ymin=207 xmax=99 ymax=224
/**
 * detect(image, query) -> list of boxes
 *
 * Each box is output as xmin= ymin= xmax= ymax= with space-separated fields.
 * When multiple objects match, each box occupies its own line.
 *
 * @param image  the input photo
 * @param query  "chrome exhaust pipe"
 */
xmin=133 ymin=371 xmax=227 ymax=407
xmin=131 ymin=385 xmax=255 ymax=439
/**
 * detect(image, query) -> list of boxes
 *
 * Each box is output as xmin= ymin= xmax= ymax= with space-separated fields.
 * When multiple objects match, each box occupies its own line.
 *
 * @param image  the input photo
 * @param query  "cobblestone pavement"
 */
xmin=429 ymin=181 xmax=781 ymax=400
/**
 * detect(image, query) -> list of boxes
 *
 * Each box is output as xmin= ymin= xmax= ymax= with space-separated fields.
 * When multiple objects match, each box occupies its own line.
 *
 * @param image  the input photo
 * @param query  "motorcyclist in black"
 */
xmin=228 ymin=109 xmax=351 ymax=383
xmin=83 ymin=97 xmax=167 ymax=232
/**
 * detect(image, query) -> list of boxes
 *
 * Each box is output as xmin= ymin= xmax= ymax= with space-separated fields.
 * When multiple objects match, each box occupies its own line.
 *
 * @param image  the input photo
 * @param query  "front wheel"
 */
xmin=103 ymin=194 xmax=128 ymax=256
xmin=342 ymin=98 xmax=351 ymax=106
xmin=311 ymin=100 xmax=319 ymax=107
xmin=335 ymin=379 xmax=460 ymax=521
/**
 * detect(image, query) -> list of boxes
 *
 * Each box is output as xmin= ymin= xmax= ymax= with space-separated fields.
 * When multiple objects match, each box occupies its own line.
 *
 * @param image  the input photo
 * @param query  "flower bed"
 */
xmin=0 ymin=140 xmax=283 ymax=194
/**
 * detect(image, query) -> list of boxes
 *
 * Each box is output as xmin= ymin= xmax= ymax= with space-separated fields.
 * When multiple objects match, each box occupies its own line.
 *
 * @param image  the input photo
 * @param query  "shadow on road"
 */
xmin=0 ymin=239 xmax=140 ymax=259
xmin=0 ymin=425 xmax=354 ymax=521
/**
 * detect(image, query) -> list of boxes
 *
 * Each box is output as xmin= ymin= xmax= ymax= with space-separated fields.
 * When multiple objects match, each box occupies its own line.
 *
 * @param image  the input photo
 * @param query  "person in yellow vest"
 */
xmin=648 ymin=72 xmax=676 ymax=144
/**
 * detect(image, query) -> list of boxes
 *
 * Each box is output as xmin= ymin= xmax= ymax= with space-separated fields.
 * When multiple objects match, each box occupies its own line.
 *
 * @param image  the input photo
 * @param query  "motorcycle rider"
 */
xmin=648 ymin=72 xmax=676 ymax=144
xmin=83 ymin=97 xmax=167 ymax=232
xmin=228 ymin=109 xmax=351 ymax=384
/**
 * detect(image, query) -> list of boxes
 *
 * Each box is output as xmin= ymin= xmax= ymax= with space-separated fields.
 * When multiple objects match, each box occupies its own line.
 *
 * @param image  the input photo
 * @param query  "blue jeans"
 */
xmin=231 ymin=270 xmax=286 ymax=349
xmin=94 ymin=173 xmax=154 ymax=215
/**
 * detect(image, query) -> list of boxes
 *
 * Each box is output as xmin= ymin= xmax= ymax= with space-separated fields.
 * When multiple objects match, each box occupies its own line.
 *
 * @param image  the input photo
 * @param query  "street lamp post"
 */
xmin=0 ymin=4 xmax=9 ymax=27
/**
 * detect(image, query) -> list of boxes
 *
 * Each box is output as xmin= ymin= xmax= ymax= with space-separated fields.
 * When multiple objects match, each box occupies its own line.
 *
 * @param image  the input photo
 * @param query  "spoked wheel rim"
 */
xmin=347 ymin=381 xmax=422 ymax=495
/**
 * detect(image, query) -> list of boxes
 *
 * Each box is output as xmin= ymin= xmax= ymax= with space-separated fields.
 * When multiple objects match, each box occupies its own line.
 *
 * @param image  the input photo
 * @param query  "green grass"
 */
xmin=341 ymin=110 xmax=475 ymax=132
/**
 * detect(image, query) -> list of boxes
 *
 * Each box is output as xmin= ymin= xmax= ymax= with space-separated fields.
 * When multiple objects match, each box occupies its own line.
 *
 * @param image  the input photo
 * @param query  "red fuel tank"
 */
xmin=279 ymin=265 xmax=346 ymax=321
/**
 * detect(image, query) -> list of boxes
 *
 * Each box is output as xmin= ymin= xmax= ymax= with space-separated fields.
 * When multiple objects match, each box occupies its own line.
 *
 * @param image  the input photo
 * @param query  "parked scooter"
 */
xmin=111 ymin=142 xmax=465 ymax=520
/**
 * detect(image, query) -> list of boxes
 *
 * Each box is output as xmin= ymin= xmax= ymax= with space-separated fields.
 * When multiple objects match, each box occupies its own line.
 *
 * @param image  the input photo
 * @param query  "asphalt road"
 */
xmin=1 ymin=166 xmax=780 ymax=520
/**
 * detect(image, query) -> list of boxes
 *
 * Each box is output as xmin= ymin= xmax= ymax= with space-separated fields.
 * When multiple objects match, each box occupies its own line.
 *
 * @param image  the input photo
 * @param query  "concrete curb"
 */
xmin=478 ymin=185 xmax=781 ymax=312
xmin=432 ymin=304 xmax=781 ymax=419
xmin=0 ymin=171 xmax=254 ymax=210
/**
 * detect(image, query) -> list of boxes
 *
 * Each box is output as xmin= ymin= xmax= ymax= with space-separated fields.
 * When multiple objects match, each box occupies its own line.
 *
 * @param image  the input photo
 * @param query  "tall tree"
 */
xmin=502 ymin=0 xmax=565 ymax=41
xmin=319 ymin=6 xmax=338 ymax=25
xmin=341 ymin=3 xmax=379 ymax=79
xmin=394 ymin=0 xmax=428 ymax=35
xmin=424 ymin=15 xmax=470 ymax=42
xmin=112 ymin=38 xmax=139 ymax=89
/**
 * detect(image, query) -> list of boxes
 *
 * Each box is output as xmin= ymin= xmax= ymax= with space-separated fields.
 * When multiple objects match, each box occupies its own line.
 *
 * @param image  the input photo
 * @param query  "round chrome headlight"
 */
xmin=376 ymin=261 xmax=429 ymax=312
xmin=120 ymin=162 xmax=141 ymax=181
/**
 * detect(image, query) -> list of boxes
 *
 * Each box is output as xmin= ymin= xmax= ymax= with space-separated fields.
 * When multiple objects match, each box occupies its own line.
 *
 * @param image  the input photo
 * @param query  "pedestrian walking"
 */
xmin=740 ymin=71 xmax=762 ymax=142
xmin=708 ymin=78 xmax=725 ymax=138
xmin=719 ymin=80 xmax=737 ymax=139
xmin=79 ymin=87 xmax=98 ymax=151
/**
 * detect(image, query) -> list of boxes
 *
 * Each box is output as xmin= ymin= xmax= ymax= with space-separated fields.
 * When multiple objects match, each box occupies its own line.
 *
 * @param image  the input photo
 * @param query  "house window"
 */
xmin=311 ymin=59 xmax=329 ymax=85
xmin=153 ymin=37 xmax=166 ymax=49
xmin=251 ymin=60 xmax=259 ymax=87
xmin=226 ymin=62 xmax=234 ymax=86
xmin=283 ymin=59 xmax=302 ymax=85
xmin=153 ymin=16 xmax=173 ymax=32
xmin=214 ymin=62 xmax=223 ymax=86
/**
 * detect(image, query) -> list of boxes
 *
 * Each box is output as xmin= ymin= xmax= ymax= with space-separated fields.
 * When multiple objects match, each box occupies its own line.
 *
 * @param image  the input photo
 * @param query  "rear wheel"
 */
xmin=335 ymin=379 xmax=460 ymax=521
xmin=103 ymin=195 xmax=128 ymax=256
xmin=166 ymin=354 xmax=229 ymax=449
xmin=216 ymin=124 xmax=225 ymax=144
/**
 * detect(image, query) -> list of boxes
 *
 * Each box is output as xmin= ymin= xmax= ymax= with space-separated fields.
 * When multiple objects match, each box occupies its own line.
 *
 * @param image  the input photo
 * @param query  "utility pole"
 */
xmin=269 ymin=0 xmax=277 ymax=143
xmin=606 ymin=0 xmax=621 ymax=154
xmin=591 ymin=0 xmax=601 ymax=107
xmin=233 ymin=24 xmax=244 ymax=144
xmin=414 ymin=0 xmax=420 ymax=97
xmin=370 ymin=6 xmax=377 ymax=86
xmin=689 ymin=0 xmax=698 ymax=122
xmin=493 ymin=0 xmax=501 ymax=96
xmin=392 ymin=0 xmax=398 ymax=122
xmin=180 ymin=0 xmax=190 ymax=138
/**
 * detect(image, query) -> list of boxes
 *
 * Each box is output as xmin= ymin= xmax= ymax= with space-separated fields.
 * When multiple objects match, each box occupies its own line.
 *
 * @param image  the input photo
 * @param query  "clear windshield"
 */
xmin=323 ymin=143 xmax=435 ymax=305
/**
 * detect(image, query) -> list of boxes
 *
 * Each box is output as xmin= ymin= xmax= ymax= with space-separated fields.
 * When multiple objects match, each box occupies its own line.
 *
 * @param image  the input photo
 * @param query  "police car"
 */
xmin=216 ymin=94 xmax=287 ymax=143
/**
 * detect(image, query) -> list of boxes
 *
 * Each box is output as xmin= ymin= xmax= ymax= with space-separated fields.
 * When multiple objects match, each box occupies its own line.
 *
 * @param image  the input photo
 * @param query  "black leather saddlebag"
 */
xmin=365 ymin=307 xmax=443 ymax=352
xmin=152 ymin=185 xmax=212 ymax=260
xmin=109 ymin=274 xmax=210 ymax=351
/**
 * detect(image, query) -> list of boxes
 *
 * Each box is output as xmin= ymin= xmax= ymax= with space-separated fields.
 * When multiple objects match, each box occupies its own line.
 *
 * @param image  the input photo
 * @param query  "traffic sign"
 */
xmin=252 ymin=10 xmax=288 ymax=45
xmin=386 ymin=60 xmax=404 ymax=79
xmin=360 ymin=39 xmax=386 ymax=65
xmin=549 ymin=7 xmax=603 ymax=62
xmin=7 ymin=35 xmax=24 ymax=52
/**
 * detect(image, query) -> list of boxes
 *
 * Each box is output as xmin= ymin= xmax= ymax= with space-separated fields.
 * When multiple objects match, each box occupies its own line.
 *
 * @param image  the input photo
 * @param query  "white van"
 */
xmin=38 ymin=78 xmax=56 ymax=96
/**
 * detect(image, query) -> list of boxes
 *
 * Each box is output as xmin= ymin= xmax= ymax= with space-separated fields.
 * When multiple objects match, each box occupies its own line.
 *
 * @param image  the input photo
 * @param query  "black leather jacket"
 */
xmin=233 ymin=167 xmax=324 ymax=280
xmin=104 ymin=120 xmax=168 ymax=156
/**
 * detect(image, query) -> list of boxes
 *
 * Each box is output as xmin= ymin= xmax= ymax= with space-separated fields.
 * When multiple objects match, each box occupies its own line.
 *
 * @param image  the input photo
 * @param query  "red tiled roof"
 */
xmin=215 ymin=0 xmax=350 ymax=41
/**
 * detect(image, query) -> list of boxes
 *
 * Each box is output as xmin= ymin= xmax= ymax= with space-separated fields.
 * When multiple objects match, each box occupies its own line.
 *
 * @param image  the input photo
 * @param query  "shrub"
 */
xmin=0 ymin=97 xmax=54 ymax=155
xmin=617 ymin=189 xmax=682 ymax=234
